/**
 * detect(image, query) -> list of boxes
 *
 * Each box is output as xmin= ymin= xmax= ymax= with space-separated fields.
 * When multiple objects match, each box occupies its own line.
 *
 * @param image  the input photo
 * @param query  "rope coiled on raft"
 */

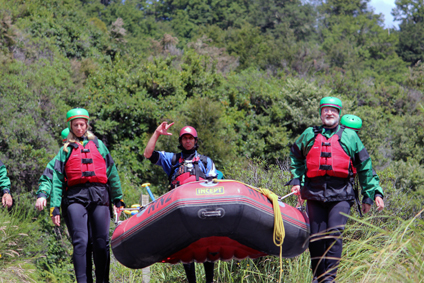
xmin=213 ymin=179 xmax=286 ymax=282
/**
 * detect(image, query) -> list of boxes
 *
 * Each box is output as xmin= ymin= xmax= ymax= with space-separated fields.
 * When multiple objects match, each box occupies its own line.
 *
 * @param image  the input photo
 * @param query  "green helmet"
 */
xmin=61 ymin=128 xmax=70 ymax=141
xmin=340 ymin=114 xmax=362 ymax=131
xmin=66 ymin=108 xmax=89 ymax=130
xmin=319 ymin=97 xmax=342 ymax=114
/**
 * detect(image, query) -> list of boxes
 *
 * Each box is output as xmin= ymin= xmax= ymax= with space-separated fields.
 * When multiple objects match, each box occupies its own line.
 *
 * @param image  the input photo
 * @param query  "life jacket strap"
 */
xmin=82 ymin=158 xmax=93 ymax=164
xmin=82 ymin=171 xmax=95 ymax=177
xmin=319 ymin=165 xmax=332 ymax=170
xmin=321 ymin=152 xmax=331 ymax=158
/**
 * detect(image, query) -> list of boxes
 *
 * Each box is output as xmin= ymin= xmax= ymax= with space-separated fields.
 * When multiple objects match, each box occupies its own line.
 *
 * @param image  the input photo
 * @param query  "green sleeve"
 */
xmin=97 ymin=140 xmax=124 ymax=203
xmin=288 ymin=127 xmax=316 ymax=185
xmin=0 ymin=162 xmax=11 ymax=194
xmin=340 ymin=129 xmax=384 ymax=201
xmin=49 ymin=148 xmax=69 ymax=216
xmin=36 ymin=157 xmax=57 ymax=198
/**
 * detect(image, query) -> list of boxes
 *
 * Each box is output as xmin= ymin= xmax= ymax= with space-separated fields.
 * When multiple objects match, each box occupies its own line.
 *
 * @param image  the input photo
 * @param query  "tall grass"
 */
xmin=0 ymin=193 xmax=76 ymax=282
xmin=109 ymin=210 xmax=424 ymax=283
xmin=338 ymin=209 xmax=424 ymax=283
xmin=0 ymin=193 xmax=45 ymax=282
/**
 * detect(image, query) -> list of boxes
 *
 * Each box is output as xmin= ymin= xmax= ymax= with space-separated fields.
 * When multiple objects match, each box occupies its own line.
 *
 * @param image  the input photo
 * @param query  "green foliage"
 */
xmin=405 ymin=61 xmax=424 ymax=90
xmin=393 ymin=0 xmax=424 ymax=64
xmin=247 ymin=0 xmax=317 ymax=42
xmin=318 ymin=0 xmax=407 ymax=85
xmin=154 ymin=0 xmax=249 ymax=31
xmin=35 ymin=216 xmax=74 ymax=282
xmin=0 ymin=193 xmax=65 ymax=282
xmin=13 ymin=0 xmax=113 ymax=59
xmin=217 ymin=23 xmax=281 ymax=70
xmin=0 ymin=55 xmax=73 ymax=193
xmin=0 ymin=0 xmax=424 ymax=281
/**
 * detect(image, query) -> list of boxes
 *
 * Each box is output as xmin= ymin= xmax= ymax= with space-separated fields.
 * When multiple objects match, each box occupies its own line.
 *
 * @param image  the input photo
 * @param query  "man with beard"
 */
xmin=144 ymin=122 xmax=217 ymax=283
xmin=287 ymin=97 xmax=384 ymax=283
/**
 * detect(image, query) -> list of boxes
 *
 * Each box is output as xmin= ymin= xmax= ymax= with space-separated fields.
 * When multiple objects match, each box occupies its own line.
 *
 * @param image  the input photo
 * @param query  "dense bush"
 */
xmin=0 ymin=0 xmax=423 ymax=281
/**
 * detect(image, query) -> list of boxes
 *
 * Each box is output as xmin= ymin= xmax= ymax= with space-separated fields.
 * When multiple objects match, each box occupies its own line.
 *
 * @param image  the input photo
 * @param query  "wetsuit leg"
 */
xmin=307 ymin=200 xmax=328 ymax=282
xmin=324 ymin=200 xmax=352 ymax=282
xmin=307 ymin=200 xmax=352 ymax=283
xmin=62 ymin=203 xmax=93 ymax=282
xmin=183 ymin=263 xmax=196 ymax=283
xmin=88 ymin=204 xmax=110 ymax=283
xmin=86 ymin=221 xmax=93 ymax=283
xmin=66 ymin=203 xmax=89 ymax=283
xmin=204 ymin=262 xmax=214 ymax=283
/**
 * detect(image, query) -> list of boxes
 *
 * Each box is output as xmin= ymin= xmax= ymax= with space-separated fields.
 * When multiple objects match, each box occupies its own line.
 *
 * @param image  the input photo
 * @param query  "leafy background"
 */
xmin=0 ymin=0 xmax=423 ymax=282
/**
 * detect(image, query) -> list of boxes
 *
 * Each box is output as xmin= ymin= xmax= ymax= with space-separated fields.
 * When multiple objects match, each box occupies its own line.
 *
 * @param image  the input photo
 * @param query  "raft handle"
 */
xmin=198 ymin=208 xmax=225 ymax=219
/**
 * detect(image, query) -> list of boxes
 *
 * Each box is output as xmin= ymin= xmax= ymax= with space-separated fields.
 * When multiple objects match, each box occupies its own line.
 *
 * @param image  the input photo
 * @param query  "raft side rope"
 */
xmin=213 ymin=179 xmax=287 ymax=282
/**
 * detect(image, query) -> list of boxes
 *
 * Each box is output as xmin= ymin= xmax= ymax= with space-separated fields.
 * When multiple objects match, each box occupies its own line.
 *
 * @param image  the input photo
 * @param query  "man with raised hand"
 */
xmin=144 ymin=121 xmax=217 ymax=283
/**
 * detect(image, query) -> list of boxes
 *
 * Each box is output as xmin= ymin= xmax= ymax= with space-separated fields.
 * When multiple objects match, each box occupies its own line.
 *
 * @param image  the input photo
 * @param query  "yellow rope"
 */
xmin=213 ymin=179 xmax=285 ymax=282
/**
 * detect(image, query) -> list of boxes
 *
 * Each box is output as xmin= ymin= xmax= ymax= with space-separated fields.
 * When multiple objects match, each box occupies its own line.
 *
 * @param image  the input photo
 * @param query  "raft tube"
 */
xmin=111 ymin=180 xmax=309 ymax=269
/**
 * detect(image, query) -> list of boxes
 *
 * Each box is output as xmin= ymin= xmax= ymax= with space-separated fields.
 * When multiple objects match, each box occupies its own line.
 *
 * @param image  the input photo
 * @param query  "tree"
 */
xmin=318 ymin=0 xmax=407 ymax=83
xmin=247 ymin=0 xmax=317 ymax=42
xmin=393 ymin=0 xmax=424 ymax=64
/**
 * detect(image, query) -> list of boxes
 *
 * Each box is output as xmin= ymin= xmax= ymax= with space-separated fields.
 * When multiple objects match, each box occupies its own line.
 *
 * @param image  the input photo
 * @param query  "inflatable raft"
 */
xmin=111 ymin=180 xmax=309 ymax=269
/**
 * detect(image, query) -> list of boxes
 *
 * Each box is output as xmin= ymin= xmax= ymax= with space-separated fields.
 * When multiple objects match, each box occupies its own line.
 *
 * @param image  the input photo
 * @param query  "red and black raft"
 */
xmin=111 ymin=180 xmax=309 ymax=269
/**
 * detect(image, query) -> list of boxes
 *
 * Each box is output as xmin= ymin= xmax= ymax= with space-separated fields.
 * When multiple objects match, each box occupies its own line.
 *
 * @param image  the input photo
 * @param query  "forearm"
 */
xmin=144 ymin=131 xmax=160 ymax=159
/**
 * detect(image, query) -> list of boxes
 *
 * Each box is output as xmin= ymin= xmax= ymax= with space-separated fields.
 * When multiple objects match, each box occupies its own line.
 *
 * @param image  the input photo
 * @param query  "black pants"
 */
xmin=183 ymin=262 xmax=214 ymax=283
xmin=307 ymin=200 xmax=353 ymax=283
xmin=63 ymin=205 xmax=94 ymax=283
xmin=67 ymin=203 xmax=110 ymax=283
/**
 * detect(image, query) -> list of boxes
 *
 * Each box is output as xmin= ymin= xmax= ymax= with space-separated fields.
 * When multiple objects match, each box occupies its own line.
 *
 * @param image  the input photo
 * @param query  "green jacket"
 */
xmin=288 ymin=125 xmax=383 ymax=204
xmin=36 ymin=155 xmax=58 ymax=199
xmin=0 ymin=160 xmax=11 ymax=195
xmin=49 ymin=138 xmax=123 ymax=216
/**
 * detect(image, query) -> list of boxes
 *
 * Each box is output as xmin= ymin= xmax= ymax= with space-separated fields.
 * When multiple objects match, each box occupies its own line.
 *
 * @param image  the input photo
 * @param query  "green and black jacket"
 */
xmin=49 ymin=137 xmax=124 ymax=217
xmin=36 ymin=154 xmax=59 ymax=199
xmin=0 ymin=160 xmax=11 ymax=195
xmin=288 ymin=125 xmax=384 ymax=204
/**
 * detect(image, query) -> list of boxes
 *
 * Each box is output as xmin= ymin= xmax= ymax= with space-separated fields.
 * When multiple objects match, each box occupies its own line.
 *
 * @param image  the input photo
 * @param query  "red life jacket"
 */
xmin=65 ymin=139 xmax=108 ymax=187
xmin=306 ymin=127 xmax=352 ymax=179
xmin=170 ymin=153 xmax=207 ymax=188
